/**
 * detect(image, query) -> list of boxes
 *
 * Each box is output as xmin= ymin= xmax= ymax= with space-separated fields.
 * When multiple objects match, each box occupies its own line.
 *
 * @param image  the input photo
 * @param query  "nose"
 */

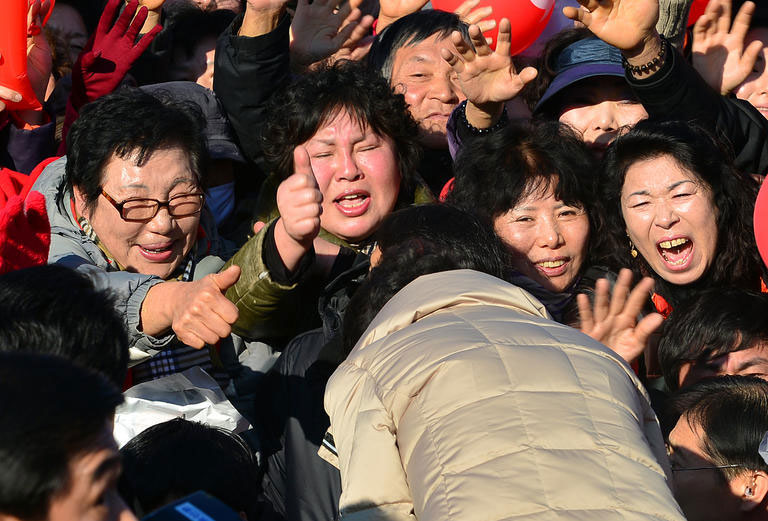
xmin=652 ymin=199 xmax=680 ymax=229
xmin=145 ymin=205 xmax=176 ymax=234
xmin=335 ymin=149 xmax=362 ymax=182
xmin=593 ymin=101 xmax=619 ymax=133
xmin=431 ymin=74 xmax=462 ymax=104
xmin=538 ymin=217 xmax=564 ymax=249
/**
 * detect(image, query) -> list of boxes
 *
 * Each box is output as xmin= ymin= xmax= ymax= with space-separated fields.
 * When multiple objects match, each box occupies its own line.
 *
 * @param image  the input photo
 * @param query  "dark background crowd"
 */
xmin=2 ymin=0 xmax=768 ymax=519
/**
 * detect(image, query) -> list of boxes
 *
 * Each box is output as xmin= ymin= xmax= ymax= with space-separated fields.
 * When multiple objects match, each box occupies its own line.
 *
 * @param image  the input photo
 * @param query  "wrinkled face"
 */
xmin=74 ymin=147 xmax=201 ymax=279
xmin=492 ymin=180 xmax=590 ymax=292
xmin=304 ymin=110 xmax=401 ymax=243
xmin=557 ymin=77 xmax=648 ymax=157
xmin=735 ymin=28 xmax=768 ymax=119
xmin=678 ymin=343 xmax=768 ymax=389
xmin=621 ymin=155 xmax=719 ymax=286
xmin=668 ymin=415 xmax=748 ymax=521
xmin=390 ymin=34 xmax=466 ymax=149
xmin=47 ymin=423 xmax=136 ymax=521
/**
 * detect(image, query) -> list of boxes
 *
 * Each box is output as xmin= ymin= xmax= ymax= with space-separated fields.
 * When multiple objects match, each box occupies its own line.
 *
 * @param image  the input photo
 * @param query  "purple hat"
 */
xmin=534 ymin=36 xmax=625 ymax=114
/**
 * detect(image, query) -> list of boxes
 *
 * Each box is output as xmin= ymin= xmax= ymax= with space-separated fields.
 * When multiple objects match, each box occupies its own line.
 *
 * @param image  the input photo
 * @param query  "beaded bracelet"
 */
xmin=459 ymin=100 xmax=508 ymax=136
xmin=621 ymin=36 xmax=668 ymax=76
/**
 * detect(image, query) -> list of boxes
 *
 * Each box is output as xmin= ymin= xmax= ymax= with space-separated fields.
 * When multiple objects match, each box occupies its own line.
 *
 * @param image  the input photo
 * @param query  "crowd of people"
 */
xmin=1 ymin=0 xmax=768 ymax=519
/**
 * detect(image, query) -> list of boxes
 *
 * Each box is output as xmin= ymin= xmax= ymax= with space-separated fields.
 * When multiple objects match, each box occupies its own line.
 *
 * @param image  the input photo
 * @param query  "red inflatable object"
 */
xmin=432 ymin=0 xmax=555 ymax=55
xmin=0 ymin=0 xmax=53 ymax=112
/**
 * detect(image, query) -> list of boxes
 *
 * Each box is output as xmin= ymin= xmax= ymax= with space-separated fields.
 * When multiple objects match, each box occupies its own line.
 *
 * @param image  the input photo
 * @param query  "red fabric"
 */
xmin=0 ymin=190 xmax=50 ymax=275
xmin=60 ymin=0 xmax=161 ymax=146
xmin=0 ymin=156 xmax=57 ymax=208
xmin=651 ymin=292 xmax=673 ymax=319
xmin=439 ymin=177 xmax=455 ymax=202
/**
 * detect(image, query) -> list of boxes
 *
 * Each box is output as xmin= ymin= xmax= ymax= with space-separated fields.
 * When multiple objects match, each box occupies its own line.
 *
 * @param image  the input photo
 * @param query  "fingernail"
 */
xmin=12 ymin=93 xmax=22 ymax=102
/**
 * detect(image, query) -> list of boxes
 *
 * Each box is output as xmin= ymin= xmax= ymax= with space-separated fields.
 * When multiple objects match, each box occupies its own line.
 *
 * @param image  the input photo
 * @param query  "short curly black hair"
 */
xmin=65 ymin=87 xmax=207 ymax=211
xmin=261 ymin=60 xmax=421 ymax=204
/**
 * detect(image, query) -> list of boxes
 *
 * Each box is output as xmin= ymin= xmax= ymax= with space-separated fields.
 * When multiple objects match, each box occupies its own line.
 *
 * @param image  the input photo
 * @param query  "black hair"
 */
xmin=341 ymin=204 xmax=508 ymax=355
xmin=261 ymin=60 xmax=421 ymax=208
xmin=66 ymin=87 xmax=207 ymax=211
xmin=447 ymin=121 xmax=605 ymax=263
xmin=119 ymin=418 xmax=259 ymax=518
xmin=600 ymin=119 xmax=762 ymax=305
xmin=0 ymin=352 xmax=123 ymax=520
xmin=0 ymin=265 xmax=129 ymax=385
xmin=368 ymin=9 xmax=470 ymax=81
xmin=659 ymin=288 xmax=768 ymax=391
xmin=669 ymin=375 xmax=768 ymax=480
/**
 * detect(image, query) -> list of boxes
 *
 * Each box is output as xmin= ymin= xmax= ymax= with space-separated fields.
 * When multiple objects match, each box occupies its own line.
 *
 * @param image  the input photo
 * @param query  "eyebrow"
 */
xmin=91 ymin=454 xmax=122 ymax=482
xmin=627 ymin=180 xmax=694 ymax=198
xmin=734 ymin=356 xmax=768 ymax=373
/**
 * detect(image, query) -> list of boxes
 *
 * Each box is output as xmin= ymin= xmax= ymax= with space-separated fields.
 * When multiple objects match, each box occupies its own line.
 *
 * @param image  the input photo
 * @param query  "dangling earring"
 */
xmin=628 ymin=236 xmax=638 ymax=258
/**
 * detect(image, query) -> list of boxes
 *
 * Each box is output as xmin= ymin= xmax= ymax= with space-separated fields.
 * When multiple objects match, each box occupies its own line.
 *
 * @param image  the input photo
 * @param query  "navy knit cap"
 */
xmin=534 ymin=36 xmax=625 ymax=114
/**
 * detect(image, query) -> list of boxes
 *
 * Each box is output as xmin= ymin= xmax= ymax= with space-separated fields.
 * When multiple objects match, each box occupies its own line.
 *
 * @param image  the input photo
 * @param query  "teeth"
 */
xmin=341 ymin=194 xmax=360 ymax=200
xmin=538 ymin=260 xmax=565 ymax=268
xmin=659 ymin=238 xmax=689 ymax=249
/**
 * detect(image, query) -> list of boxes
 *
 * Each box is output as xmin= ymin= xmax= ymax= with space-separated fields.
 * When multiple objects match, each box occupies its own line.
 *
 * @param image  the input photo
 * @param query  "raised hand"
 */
xmin=26 ymin=0 xmax=53 ymax=106
xmin=562 ymin=0 xmax=659 ymax=56
xmin=290 ymin=0 xmax=373 ymax=70
xmin=692 ymin=0 xmax=763 ymax=95
xmin=167 ymin=265 xmax=241 ymax=348
xmin=377 ymin=0 xmax=430 ymax=31
xmin=453 ymin=0 xmax=497 ymax=42
xmin=274 ymin=146 xmax=323 ymax=271
xmin=577 ymin=268 xmax=664 ymax=365
xmin=441 ymin=19 xmax=537 ymax=127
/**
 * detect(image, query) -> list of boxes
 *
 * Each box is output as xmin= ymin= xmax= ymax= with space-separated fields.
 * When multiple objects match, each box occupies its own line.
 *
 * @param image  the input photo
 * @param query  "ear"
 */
xmin=740 ymin=471 xmax=768 ymax=512
xmin=72 ymin=185 xmax=90 ymax=218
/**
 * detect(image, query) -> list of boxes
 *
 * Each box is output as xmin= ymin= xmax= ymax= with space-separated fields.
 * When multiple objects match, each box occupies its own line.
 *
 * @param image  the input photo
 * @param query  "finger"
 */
xmin=125 ymin=6 xmax=149 ymax=42
xmin=633 ymin=312 xmax=665 ymax=348
xmin=692 ymin=12 xmax=711 ymax=42
xmin=333 ymin=19 xmax=361 ymax=48
xmin=620 ymin=276 xmax=655 ymax=320
xmin=134 ymin=23 xmax=163 ymax=55
xmin=200 ymin=310 xmax=235 ymax=339
xmin=211 ymin=264 xmax=242 ymax=291
xmin=468 ymin=24 xmax=492 ymax=56
xmin=334 ymin=0 xmax=353 ymax=22
xmin=608 ymin=268 xmax=633 ymax=316
xmin=177 ymin=329 xmax=207 ymax=349
xmin=465 ymin=6 xmax=493 ymax=25
xmin=253 ymin=220 xmax=267 ymax=234
xmin=449 ymin=30 xmax=473 ymax=65
xmin=440 ymin=46 xmax=465 ymax=73
xmin=731 ymin=0 xmax=756 ymax=41
xmin=187 ymin=321 xmax=223 ymax=346
xmin=741 ymin=40 xmax=764 ymax=72
xmin=114 ymin=0 xmax=139 ymax=36
xmin=577 ymin=293 xmax=595 ymax=332
xmin=476 ymin=18 xmax=497 ymax=34
xmin=97 ymin=0 xmax=122 ymax=35
xmin=294 ymin=146 xmax=319 ymax=187
xmin=592 ymin=277 xmax=611 ymax=323
xmin=0 ymin=86 xmax=23 ymax=103
xmin=518 ymin=66 xmax=538 ymax=84
xmin=562 ymin=5 xmax=592 ymax=26
xmin=342 ymin=14 xmax=374 ymax=47
xmin=495 ymin=18 xmax=512 ymax=57
xmin=453 ymin=0 xmax=480 ymax=19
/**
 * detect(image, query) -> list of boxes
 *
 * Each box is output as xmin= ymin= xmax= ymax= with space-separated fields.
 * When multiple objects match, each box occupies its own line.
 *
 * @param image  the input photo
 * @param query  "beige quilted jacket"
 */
xmin=324 ymin=270 xmax=685 ymax=521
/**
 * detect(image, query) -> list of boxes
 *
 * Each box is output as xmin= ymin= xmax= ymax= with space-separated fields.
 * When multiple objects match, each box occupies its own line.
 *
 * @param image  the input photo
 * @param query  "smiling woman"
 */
xmin=601 ymin=120 xmax=763 ymax=309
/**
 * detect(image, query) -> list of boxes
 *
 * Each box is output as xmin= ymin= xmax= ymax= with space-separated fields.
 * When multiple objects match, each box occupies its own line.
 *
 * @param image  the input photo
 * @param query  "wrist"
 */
xmin=465 ymin=100 xmax=504 ymax=130
xmin=240 ymin=5 xmax=284 ymax=36
xmin=623 ymin=31 xmax=662 ymax=63
xmin=140 ymin=280 xmax=179 ymax=335
xmin=274 ymin=218 xmax=312 ymax=273
xmin=622 ymin=33 xmax=666 ymax=79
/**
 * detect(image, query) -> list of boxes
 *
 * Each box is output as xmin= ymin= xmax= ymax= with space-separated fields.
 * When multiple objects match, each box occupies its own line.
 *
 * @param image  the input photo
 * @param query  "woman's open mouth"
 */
xmin=138 ymin=242 xmax=176 ymax=262
xmin=333 ymin=191 xmax=370 ymax=217
xmin=656 ymin=237 xmax=694 ymax=270
xmin=534 ymin=257 xmax=570 ymax=277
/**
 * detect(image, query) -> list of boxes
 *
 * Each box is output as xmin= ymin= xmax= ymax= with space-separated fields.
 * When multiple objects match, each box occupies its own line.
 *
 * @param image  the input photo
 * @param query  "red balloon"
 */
xmin=0 ymin=0 xmax=45 ymax=112
xmin=431 ymin=0 xmax=555 ymax=55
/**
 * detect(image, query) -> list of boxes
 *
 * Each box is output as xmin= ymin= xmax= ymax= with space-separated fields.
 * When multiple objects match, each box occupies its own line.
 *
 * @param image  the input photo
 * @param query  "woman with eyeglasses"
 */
xmin=34 ymin=88 xmax=244 ymax=384
xmin=667 ymin=375 xmax=768 ymax=521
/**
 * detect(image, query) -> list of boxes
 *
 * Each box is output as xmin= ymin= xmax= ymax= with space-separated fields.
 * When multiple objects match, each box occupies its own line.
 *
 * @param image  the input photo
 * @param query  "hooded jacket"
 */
xmin=324 ymin=269 xmax=685 ymax=521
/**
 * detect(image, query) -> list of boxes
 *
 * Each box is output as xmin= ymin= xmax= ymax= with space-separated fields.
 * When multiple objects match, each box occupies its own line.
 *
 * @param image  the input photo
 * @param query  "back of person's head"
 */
xmin=0 ymin=352 xmax=123 ymax=520
xmin=368 ymin=9 xmax=470 ymax=81
xmin=66 ymin=87 xmax=207 ymax=211
xmin=601 ymin=119 xmax=761 ymax=298
xmin=447 ymin=120 xmax=599 ymax=248
xmin=119 ymin=419 xmax=259 ymax=519
xmin=342 ymin=204 xmax=508 ymax=354
xmin=670 ymin=375 xmax=768 ymax=479
xmin=0 ymin=264 xmax=129 ymax=385
xmin=659 ymin=288 xmax=768 ymax=391
xmin=261 ymin=60 xmax=421 ymax=200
